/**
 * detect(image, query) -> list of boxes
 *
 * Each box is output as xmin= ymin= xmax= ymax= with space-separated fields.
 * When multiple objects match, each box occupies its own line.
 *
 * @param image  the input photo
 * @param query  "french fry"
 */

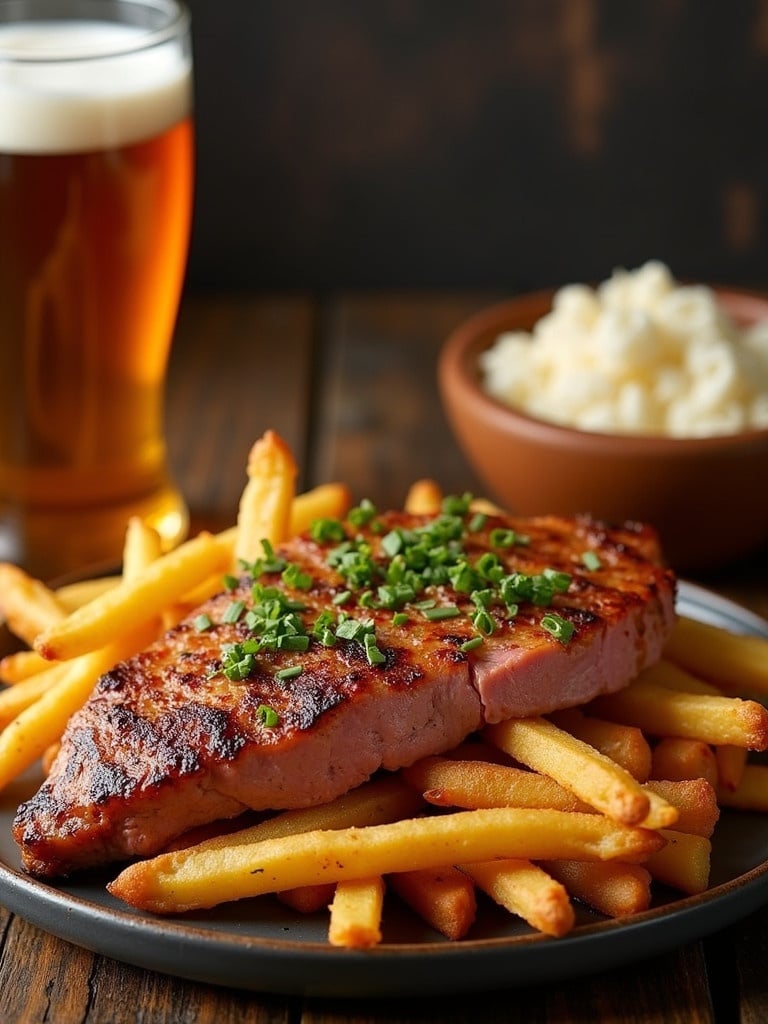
xmin=402 ymin=756 xmax=589 ymax=812
xmin=486 ymin=717 xmax=676 ymax=828
xmin=0 ymin=563 xmax=66 ymax=645
xmin=589 ymin=679 xmax=768 ymax=750
xmin=53 ymin=576 xmax=121 ymax=614
xmin=0 ymin=648 xmax=52 ymax=684
xmin=541 ymin=859 xmax=652 ymax=918
xmin=234 ymin=430 xmax=297 ymax=566
xmin=34 ymin=530 xmax=233 ymax=662
xmin=644 ymin=779 xmax=720 ymax=838
xmin=388 ymin=867 xmax=477 ymax=941
xmin=175 ymin=777 xmax=425 ymax=855
xmin=462 ymin=858 xmax=575 ymax=938
xmin=41 ymin=742 xmax=60 ymax=775
xmin=717 ymin=765 xmax=768 ymax=812
xmin=122 ymin=517 xmax=163 ymax=580
xmin=0 ymin=661 xmax=71 ymax=730
xmin=645 ymin=829 xmax=712 ymax=895
xmin=108 ymin=808 xmax=664 ymax=914
xmin=404 ymin=479 xmax=443 ymax=515
xmin=277 ymin=884 xmax=336 ymax=914
xmin=714 ymin=745 xmax=748 ymax=792
xmin=469 ymin=497 xmax=505 ymax=515
xmin=650 ymin=737 xmax=718 ymax=786
xmin=0 ymin=619 xmax=159 ymax=791
xmin=664 ymin=615 xmax=768 ymax=695
xmin=328 ymin=876 xmax=386 ymax=949
xmin=549 ymin=707 xmax=652 ymax=782
xmin=641 ymin=659 xmax=722 ymax=696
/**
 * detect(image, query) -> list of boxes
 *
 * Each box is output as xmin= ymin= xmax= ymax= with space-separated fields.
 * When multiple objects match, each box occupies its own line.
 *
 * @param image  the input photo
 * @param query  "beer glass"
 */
xmin=0 ymin=0 xmax=193 ymax=579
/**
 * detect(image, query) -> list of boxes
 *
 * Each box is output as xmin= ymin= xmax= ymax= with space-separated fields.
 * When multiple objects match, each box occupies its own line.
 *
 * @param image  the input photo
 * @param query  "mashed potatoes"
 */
xmin=480 ymin=261 xmax=768 ymax=437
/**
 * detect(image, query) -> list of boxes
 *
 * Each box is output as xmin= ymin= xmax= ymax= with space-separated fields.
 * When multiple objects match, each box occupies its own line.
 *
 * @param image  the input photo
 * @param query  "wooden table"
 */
xmin=2 ymin=291 xmax=767 ymax=1023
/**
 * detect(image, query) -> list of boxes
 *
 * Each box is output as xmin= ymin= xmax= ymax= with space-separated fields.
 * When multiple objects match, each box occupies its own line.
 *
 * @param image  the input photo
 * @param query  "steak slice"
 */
xmin=13 ymin=507 xmax=676 ymax=877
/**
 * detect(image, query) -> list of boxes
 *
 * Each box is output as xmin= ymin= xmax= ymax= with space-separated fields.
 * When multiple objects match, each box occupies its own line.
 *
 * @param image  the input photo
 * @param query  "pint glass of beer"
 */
xmin=0 ymin=0 xmax=193 ymax=578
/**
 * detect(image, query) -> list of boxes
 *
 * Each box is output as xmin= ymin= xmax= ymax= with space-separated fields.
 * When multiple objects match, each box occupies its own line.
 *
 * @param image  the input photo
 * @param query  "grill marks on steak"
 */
xmin=13 ymin=510 xmax=676 ymax=877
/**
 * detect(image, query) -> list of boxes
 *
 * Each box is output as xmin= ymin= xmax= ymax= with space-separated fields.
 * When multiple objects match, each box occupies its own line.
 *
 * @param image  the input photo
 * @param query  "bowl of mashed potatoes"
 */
xmin=438 ymin=262 xmax=768 ymax=571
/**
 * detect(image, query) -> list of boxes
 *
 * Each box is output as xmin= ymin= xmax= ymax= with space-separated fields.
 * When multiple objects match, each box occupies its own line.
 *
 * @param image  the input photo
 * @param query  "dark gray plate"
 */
xmin=1 ymin=581 xmax=767 ymax=998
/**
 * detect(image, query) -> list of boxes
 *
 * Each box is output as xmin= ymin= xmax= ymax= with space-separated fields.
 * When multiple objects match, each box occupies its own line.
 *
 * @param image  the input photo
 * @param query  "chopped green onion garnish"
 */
xmin=581 ymin=550 xmax=602 ymax=571
xmin=281 ymin=563 xmax=313 ymax=590
xmin=392 ymin=612 xmax=409 ymax=626
xmin=222 ymin=599 xmax=246 ymax=624
xmin=472 ymin=608 xmax=496 ymax=635
xmin=256 ymin=704 xmax=280 ymax=727
xmin=460 ymin=635 xmax=484 ymax=653
xmin=310 ymin=518 xmax=347 ymax=543
xmin=348 ymin=498 xmax=377 ymax=528
xmin=490 ymin=527 xmax=517 ymax=549
xmin=541 ymin=613 xmax=575 ymax=644
xmin=364 ymin=633 xmax=386 ymax=665
xmin=275 ymin=665 xmax=303 ymax=681
xmin=422 ymin=604 xmax=461 ymax=621
xmin=220 ymin=643 xmax=255 ymax=681
xmin=194 ymin=613 xmax=213 ymax=632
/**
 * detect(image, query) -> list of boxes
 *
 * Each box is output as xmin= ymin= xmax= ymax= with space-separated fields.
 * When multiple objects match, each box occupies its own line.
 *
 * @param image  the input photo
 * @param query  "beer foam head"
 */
xmin=0 ymin=20 xmax=192 ymax=153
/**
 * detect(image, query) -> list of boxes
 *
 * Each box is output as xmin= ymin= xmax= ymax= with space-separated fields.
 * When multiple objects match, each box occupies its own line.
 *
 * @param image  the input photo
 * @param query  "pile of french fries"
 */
xmin=1 ymin=429 xmax=768 ymax=949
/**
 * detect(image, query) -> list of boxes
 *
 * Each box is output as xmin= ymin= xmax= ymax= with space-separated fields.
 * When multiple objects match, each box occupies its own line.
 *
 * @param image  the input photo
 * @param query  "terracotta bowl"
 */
xmin=438 ymin=288 xmax=768 ymax=572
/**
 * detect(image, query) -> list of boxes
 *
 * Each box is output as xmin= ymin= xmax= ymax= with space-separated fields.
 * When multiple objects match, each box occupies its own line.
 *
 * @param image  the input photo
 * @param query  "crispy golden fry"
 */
xmin=328 ymin=876 xmax=386 ymax=949
xmin=122 ymin=517 xmax=163 ymax=581
xmin=486 ymin=717 xmax=676 ymax=828
xmin=462 ymin=858 xmax=575 ymax=938
xmin=53 ymin=576 xmax=121 ymax=614
xmin=289 ymin=483 xmax=352 ymax=535
xmin=402 ymin=756 xmax=589 ymax=812
xmin=541 ymin=859 xmax=652 ymax=918
xmin=108 ymin=808 xmax=664 ymax=914
xmin=643 ymin=779 xmax=719 ymax=838
xmin=549 ymin=707 xmax=652 ymax=782
xmin=664 ymin=616 xmax=768 ymax=695
xmin=641 ymin=659 xmax=721 ymax=696
xmin=0 ymin=619 xmax=159 ymax=791
xmin=589 ymin=678 xmax=768 ymax=750
xmin=0 ymin=648 xmax=52 ymax=684
xmin=0 ymin=563 xmax=66 ymax=645
xmin=277 ymin=884 xmax=337 ymax=914
xmin=177 ymin=777 xmax=425 ymax=856
xmin=645 ymin=829 xmax=711 ymax=895
xmin=469 ymin=497 xmax=505 ymax=515
xmin=0 ymin=662 xmax=71 ymax=730
xmin=34 ymin=530 xmax=233 ymax=662
xmin=388 ymin=867 xmax=477 ymax=941
xmin=650 ymin=737 xmax=718 ymax=786
xmin=41 ymin=742 xmax=60 ymax=775
xmin=715 ymin=745 xmax=748 ymax=792
xmin=717 ymin=765 xmax=768 ymax=812
xmin=404 ymin=479 xmax=443 ymax=515
xmin=234 ymin=430 xmax=297 ymax=566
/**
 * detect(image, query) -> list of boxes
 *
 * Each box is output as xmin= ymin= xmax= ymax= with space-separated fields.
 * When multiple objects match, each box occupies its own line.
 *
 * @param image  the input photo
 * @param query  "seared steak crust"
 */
xmin=14 ymin=509 xmax=675 ymax=876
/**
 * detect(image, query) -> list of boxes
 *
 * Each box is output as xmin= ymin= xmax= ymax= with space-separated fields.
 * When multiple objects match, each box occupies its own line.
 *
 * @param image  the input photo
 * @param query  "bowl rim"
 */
xmin=439 ymin=285 xmax=768 ymax=457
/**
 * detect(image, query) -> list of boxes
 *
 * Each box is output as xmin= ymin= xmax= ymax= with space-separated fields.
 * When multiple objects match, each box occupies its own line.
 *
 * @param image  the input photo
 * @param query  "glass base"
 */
xmin=0 ymin=478 xmax=189 ymax=581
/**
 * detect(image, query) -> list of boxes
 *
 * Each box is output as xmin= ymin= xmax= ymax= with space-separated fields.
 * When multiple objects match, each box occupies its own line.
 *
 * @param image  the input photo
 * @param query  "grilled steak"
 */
xmin=13 ymin=505 xmax=676 ymax=877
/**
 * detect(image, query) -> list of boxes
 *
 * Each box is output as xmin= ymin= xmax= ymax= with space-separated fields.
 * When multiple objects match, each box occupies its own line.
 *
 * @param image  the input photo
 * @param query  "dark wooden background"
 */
xmin=183 ymin=0 xmax=768 ymax=294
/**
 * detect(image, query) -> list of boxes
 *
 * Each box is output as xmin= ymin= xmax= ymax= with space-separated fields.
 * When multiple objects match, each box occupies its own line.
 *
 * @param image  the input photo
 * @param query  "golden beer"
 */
xmin=0 ymin=3 xmax=193 ymax=578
